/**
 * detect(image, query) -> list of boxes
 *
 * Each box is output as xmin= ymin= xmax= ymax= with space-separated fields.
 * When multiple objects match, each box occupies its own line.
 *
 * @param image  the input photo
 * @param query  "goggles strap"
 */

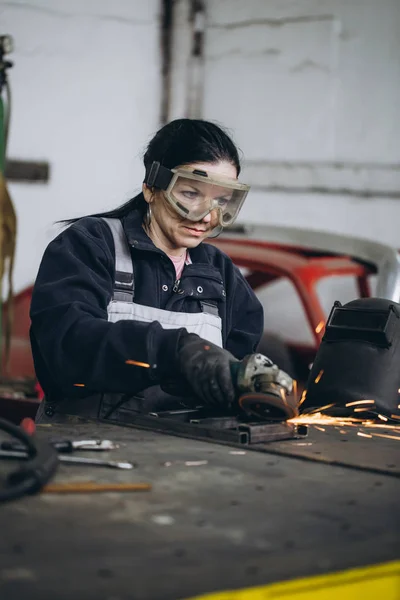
xmin=144 ymin=161 xmax=174 ymax=190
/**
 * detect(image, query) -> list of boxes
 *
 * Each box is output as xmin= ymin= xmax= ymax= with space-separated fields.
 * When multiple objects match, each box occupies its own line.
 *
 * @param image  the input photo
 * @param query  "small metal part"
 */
xmin=58 ymin=456 xmax=134 ymax=470
xmin=69 ymin=440 xmax=118 ymax=451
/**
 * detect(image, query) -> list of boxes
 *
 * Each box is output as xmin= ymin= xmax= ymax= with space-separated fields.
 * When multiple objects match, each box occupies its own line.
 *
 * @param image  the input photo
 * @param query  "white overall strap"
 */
xmin=103 ymin=216 xmax=222 ymax=346
xmin=102 ymin=218 xmax=134 ymax=302
xmin=108 ymin=301 xmax=223 ymax=347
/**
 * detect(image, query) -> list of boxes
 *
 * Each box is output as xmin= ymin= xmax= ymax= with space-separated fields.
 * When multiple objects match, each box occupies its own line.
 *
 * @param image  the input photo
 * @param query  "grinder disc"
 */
xmin=238 ymin=388 xmax=299 ymax=421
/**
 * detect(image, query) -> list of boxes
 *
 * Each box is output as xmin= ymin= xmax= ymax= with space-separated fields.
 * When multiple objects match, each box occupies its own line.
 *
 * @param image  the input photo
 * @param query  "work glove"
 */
xmin=163 ymin=333 xmax=238 ymax=406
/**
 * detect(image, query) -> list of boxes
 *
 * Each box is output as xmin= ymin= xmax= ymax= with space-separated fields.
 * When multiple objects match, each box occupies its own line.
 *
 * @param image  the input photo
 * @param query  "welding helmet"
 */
xmin=304 ymin=298 xmax=400 ymax=420
xmin=144 ymin=161 xmax=250 ymax=227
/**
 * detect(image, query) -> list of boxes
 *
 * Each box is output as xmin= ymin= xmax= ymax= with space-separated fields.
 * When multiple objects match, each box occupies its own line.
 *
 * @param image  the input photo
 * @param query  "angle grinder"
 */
xmin=162 ymin=349 xmax=297 ymax=421
xmin=231 ymin=353 xmax=297 ymax=421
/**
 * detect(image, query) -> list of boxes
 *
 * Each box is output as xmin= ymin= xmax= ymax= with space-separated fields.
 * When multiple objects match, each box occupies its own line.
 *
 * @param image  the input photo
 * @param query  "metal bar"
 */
xmin=105 ymin=411 xmax=303 ymax=446
xmin=189 ymin=417 xmax=240 ymax=429
xmin=239 ymin=422 xmax=307 ymax=444
xmin=114 ymin=412 xmax=246 ymax=444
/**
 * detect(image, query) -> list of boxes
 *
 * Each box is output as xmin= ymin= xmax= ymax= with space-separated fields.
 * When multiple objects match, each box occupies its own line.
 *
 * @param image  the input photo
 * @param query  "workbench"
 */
xmin=0 ymin=418 xmax=399 ymax=600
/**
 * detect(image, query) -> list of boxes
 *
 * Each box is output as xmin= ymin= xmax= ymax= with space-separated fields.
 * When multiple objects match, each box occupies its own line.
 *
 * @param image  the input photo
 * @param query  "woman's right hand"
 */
xmin=167 ymin=333 xmax=238 ymax=406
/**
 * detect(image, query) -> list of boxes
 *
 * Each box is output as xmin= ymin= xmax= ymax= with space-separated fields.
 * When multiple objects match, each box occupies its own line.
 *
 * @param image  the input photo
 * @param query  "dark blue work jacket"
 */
xmin=30 ymin=209 xmax=264 ymax=411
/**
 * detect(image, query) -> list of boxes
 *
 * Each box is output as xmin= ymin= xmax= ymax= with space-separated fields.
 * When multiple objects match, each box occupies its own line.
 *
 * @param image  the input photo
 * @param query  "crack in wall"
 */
xmin=290 ymin=59 xmax=331 ymax=74
xmin=249 ymin=184 xmax=400 ymax=199
xmin=0 ymin=1 xmax=152 ymax=26
xmin=209 ymin=14 xmax=335 ymax=30
xmin=205 ymin=47 xmax=282 ymax=60
xmin=246 ymin=160 xmax=400 ymax=171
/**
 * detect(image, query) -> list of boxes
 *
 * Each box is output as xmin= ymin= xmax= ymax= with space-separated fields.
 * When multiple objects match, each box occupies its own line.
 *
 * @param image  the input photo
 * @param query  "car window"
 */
xmin=316 ymin=274 xmax=377 ymax=317
xmin=254 ymin=272 xmax=377 ymax=346
xmin=255 ymin=278 xmax=315 ymax=345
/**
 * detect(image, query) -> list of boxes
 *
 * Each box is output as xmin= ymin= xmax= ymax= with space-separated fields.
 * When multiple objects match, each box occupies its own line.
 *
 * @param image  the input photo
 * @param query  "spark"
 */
xmin=290 ymin=413 xmax=363 ymax=427
xmin=314 ymin=426 xmax=326 ymax=432
xmin=345 ymin=400 xmax=375 ymax=407
xmin=314 ymin=370 xmax=324 ymax=384
xmin=372 ymin=433 xmax=400 ymax=442
xmin=339 ymin=430 xmax=347 ymax=434
xmin=289 ymin=413 xmax=400 ymax=434
xmin=391 ymin=414 xmax=400 ymax=421
xmin=315 ymin=321 xmax=325 ymax=334
xmin=299 ymin=390 xmax=307 ymax=407
xmin=354 ymin=407 xmax=368 ymax=413
xmin=321 ymin=403 xmax=335 ymax=411
xmin=125 ymin=359 xmax=151 ymax=368
xmin=73 ymin=383 xmax=85 ymax=387
xmin=357 ymin=432 xmax=372 ymax=438
xmin=378 ymin=414 xmax=388 ymax=422
xmin=363 ymin=423 xmax=399 ymax=430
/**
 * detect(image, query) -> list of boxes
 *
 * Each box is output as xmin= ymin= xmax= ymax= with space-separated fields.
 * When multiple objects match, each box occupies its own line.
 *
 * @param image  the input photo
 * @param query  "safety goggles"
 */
xmin=144 ymin=161 xmax=250 ymax=227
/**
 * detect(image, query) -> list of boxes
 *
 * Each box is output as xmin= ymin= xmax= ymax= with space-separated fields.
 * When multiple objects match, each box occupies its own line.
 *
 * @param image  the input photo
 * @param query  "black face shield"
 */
xmin=304 ymin=298 xmax=400 ymax=420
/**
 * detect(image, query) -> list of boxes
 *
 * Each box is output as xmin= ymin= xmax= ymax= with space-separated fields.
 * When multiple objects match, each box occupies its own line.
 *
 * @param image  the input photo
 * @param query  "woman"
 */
xmin=30 ymin=119 xmax=264 ymax=423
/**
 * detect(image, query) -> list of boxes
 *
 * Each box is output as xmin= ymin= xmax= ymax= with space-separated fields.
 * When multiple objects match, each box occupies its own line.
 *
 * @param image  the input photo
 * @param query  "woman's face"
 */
xmin=143 ymin=160 xmax=238 ymax=255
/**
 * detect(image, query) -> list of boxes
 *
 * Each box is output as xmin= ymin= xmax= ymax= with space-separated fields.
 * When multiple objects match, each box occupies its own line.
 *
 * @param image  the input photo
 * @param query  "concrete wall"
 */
xmin=201 ymin=0 xmax=400 ymax=241
xmin=169 ymin=0 xmax=400 ymax=240
xmin=1 ymin=0 xmax=162 ymax=292
xmin=168 ymin=0 xmax=400 ymax=342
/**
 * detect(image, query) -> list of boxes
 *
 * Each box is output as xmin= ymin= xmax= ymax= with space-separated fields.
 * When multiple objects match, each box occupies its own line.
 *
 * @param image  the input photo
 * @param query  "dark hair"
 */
xmin=62 ymin=119 xmax=241 ymax=223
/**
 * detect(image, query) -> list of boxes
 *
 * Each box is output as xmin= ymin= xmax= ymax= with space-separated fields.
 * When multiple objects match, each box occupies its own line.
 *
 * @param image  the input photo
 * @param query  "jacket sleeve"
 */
xmin=225 ymin=266 xmax=264 ymax=359
xmin=30 ymin=218 xmax=186 ymax=396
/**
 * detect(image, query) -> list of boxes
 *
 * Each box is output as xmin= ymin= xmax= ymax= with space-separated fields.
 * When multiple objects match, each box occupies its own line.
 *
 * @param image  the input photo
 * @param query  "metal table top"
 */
xmin=0 ymin=419 xmax=399 ymax=600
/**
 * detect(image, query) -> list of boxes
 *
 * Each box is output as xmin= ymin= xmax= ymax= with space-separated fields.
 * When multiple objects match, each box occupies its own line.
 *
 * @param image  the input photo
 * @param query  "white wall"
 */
xmin=202 ymin=0 xmax=400 ymax=244
xmin=1 ymin=0 xmax=162 ymax=292
xmin=168 ymin=0 xmax=400 ymax=342
xmin=169 ymin=0 xmax=400 ymax=242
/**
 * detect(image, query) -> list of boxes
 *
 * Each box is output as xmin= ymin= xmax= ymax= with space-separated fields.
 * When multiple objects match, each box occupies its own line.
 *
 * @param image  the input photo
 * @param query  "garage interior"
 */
xmin=0 ymin=1 xmax=399 ymax=599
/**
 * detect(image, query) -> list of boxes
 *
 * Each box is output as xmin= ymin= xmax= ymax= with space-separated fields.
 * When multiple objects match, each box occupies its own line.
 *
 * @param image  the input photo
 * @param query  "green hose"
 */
xmin=0 ymin=94 xmax=4 ymax=368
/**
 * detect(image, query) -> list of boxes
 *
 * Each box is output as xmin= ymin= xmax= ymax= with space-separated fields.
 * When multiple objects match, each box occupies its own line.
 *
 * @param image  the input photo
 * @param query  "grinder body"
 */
xmin=231 ymin=353 xmax=297 ymax=420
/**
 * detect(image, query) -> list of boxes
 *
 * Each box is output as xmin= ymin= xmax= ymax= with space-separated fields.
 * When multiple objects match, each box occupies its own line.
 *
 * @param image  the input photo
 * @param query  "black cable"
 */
xmin=0 ymin=418 xmax=59 ymax=503
xmin=0 ymin=418 xmax=37 ymax=454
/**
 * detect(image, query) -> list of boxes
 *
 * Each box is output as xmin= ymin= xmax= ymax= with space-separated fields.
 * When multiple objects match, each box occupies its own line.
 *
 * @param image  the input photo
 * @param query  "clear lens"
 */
xmin=167 ymin=175 xmax=248 ymax=225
